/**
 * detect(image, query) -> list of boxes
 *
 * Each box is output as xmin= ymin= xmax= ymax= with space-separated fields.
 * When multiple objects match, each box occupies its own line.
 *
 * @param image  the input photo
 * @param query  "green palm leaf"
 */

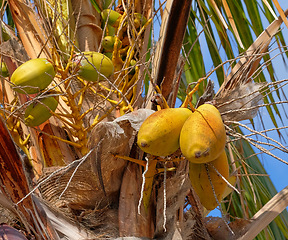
xmin=1 ymin=0 xmax=288 ymax=239
xmin=182 ymin=1 xmax=288 ymax=238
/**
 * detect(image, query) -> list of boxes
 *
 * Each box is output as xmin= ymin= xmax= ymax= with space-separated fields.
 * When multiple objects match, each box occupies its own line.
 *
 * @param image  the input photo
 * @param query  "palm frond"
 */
xmin=182 ymin=1 xmax=288 ymax=239
xmin=0 ymin=0 xmax=288 ymax=239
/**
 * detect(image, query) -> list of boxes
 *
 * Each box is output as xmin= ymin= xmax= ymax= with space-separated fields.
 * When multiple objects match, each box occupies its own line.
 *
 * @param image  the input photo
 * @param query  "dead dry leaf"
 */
xmin=40 ymin=109 xmax=154 ymax=211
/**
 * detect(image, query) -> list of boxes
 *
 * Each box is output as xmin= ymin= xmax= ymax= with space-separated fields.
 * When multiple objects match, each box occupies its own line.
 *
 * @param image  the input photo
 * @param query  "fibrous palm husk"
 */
xmin=39 ymin=109 xmax=154 ymax=230
xmin=154 ymin=169 xmax=192 ymax=239
xmin=204 ymin=217 xmax=251 ymax=240
xmin=154 ymin=159 xmax=213 ymax=240
xmin=0 ymin=116 xmax=59 ymax=239
xmin=215 ymin=81 xmax=264 ymax=122
xmin=213 ymin=9 xmax=288 ymax=123
xmin=38 ymin=197 xmax=105 ymax=240
xmin=119 ymin=162 xmax=154 ymax=238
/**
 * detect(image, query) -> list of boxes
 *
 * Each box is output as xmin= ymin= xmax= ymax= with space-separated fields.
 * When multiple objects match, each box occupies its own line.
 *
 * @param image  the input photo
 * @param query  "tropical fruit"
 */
xmin=102 ymin=36 xmax=122 ymax=52
xmin=134 ymin=13 xmax=147 ymax=28
xmin=129 ymin=59 xmax=137 ymax=75
xmin=137 ymin=108 xmax=192 ymax=156
xmin=130 ymin=59 xmax=137 ymax=66
xmin=0 ymin=62 xmax=9 ymax=77
xmin=180 ymin=103 xmax=226 ymax=164
xmin=102 ymin=36 xmax=115 ymax=51
xmin=101 ymin=10 xmax=147 ymax=29
xmin=104 ymin=52 xmax=113 ymax=59
xmin=189 ymin=150 xmax=229 ymax=210
xmin=101 ymin=9 xmax=121 ymax=27
xmin=24 ymin=95 xmax=59 ymax=127
xmin=11 ymin=58 xmax=55 ymax=94
xmin=73 ymin=51 xmax=114 ymax=82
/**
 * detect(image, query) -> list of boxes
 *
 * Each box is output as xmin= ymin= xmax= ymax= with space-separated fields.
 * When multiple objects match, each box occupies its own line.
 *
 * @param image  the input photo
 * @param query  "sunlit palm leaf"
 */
xmin=1 ymin=0 xmax=288 ymax=239
xmin=225 ymin=138 xmax=288 ymax=239
xmin=181 ymin=1 xmax=288 ymax=239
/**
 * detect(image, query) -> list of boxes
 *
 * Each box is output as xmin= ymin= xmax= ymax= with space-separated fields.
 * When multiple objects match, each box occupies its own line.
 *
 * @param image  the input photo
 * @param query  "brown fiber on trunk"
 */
xmin=0 ymin=116 xmax=59 ymax=239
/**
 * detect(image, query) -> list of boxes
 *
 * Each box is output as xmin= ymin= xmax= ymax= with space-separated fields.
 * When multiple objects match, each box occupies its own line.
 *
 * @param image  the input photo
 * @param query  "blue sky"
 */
xmin=240 ymin=0 xmax=288 ymax=194
xmin=200 ymin=1 xmax=288 ymax=193
xmin=204 ymin=0 xmax=288 ymax=216
xmin=260 ymin=0 xmax=288 ymax=193
xmin=153 ymin=0 xmax=288 ymax=201
xmin=151 ymin=0 xmax=288 ymax=218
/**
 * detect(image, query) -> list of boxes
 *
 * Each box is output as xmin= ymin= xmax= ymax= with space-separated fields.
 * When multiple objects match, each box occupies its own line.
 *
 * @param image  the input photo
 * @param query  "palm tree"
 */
xmin=0 ymin=0 xmax=287 ymax=239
